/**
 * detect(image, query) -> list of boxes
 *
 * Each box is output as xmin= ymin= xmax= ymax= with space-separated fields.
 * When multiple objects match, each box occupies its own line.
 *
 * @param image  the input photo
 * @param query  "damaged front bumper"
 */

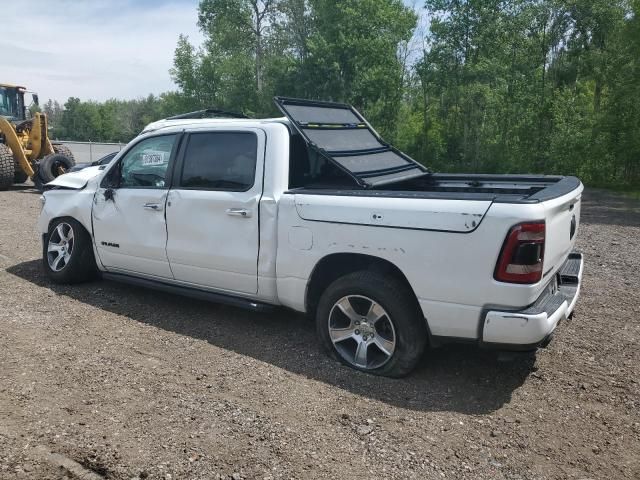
xmin=481 ymin=252 xmax=584 ymax=350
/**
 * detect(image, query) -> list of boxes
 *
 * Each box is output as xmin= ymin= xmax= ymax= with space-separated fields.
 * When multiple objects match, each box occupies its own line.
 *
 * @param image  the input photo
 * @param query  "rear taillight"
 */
xmin=494 ymin=221 xmax=545 ymax=284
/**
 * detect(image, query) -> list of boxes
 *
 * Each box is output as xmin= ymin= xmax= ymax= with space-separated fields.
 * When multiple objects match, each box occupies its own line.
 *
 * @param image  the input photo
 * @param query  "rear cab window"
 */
xmin=179 ymin=132 xmax=258 ymax=191
xmin=288 ymin=131 xmax=353 ymax=189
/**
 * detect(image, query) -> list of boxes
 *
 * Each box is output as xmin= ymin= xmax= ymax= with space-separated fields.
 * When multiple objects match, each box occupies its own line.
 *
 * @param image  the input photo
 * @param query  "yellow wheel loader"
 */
xmin=0 ymin=83 xmax=75 ymax=190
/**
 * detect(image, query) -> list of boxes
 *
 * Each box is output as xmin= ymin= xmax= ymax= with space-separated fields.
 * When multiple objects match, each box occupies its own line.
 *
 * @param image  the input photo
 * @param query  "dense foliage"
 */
xmin=50 ymin=0 xmax=640 ymax=186
xmin=45 ymin=93 xmax=186 ymax=144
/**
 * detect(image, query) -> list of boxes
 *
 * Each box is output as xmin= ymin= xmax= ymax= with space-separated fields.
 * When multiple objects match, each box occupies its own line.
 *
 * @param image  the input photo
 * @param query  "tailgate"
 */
xmin=543 ymin=184 xmax=583 ymax=279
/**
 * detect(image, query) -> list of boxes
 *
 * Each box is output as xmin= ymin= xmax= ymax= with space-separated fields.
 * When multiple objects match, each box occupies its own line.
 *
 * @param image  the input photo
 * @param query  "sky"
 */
xmin=3 ymin=0 xmax=424 ymax=104
xmin=3 ymin=0 xmax=203 ymax=103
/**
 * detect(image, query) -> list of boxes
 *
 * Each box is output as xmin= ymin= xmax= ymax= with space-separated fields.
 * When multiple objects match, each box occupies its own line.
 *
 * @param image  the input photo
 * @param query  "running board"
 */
xmin=101 ymin=273 xmax=274 ymax=312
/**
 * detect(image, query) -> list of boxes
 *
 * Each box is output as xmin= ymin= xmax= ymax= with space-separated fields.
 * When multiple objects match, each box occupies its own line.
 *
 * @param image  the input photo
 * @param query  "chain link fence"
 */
xmin=55 ymin=141 xmax=126 ymax=164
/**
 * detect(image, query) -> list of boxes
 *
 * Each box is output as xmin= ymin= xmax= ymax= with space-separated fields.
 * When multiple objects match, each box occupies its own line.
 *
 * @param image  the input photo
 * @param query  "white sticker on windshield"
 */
xmin=142 ymin=152 xmax=167 ymax=166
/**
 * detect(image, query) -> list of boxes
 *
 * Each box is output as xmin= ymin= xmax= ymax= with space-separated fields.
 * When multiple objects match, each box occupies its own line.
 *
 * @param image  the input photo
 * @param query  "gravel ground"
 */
xmin=0 ymin=185 xmax=638 ymax=480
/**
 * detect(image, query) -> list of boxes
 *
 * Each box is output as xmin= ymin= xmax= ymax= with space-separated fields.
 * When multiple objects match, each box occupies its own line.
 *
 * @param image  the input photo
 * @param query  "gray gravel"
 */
xmin=0 ymin=185 xmax=638 ymax=479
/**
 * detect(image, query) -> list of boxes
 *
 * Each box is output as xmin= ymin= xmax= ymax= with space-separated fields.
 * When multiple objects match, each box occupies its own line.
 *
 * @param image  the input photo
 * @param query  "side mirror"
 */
xmin=32 ymin=94 xmax=39 ymax=106
xmin=102 ymin=161 xmax=122 ymax=189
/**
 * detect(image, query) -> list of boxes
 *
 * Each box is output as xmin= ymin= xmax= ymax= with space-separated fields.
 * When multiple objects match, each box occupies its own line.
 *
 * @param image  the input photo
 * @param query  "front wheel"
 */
xmin=43 ymin=218 xmax=97 ymax=284
xmin=316 ymin=270 xmax=427 ymax=377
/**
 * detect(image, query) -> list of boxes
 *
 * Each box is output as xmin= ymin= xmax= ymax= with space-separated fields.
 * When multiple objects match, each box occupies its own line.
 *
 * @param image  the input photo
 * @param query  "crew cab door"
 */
xmin=165 ymin=129 xmax=264 ymax=295
xmin=92 ymin=133 xmax=180 ymax=279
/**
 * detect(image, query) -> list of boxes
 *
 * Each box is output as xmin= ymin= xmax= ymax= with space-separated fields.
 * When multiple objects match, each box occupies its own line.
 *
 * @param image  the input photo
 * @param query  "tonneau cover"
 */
xmin=274 ymin=97 xmax=428 ymax=188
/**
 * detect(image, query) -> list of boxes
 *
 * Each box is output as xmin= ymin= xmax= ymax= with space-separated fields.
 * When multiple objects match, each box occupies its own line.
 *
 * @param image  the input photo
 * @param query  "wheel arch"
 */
xmin=45 ymin=215 xmax=94 ymax=253
xmin=39 ymin=190 xmax=96 ymax=241
xmin=47 ymin=214 xmax=90 ymax=234
xmin=305 ymin=252 xmax=424 ymax=322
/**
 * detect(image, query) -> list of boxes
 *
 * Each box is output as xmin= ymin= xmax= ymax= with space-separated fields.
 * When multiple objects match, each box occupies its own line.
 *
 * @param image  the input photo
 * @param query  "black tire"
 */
xmin=316 ymin=270 xmax=427 ymax=377
xmin=8 ymin=144 xmax=30 ymax=183
xmin=0 ymin=144 xmax=15 ymax=190
xmin=52 ymin=144 xmax=76 ymax=164
xmin=37 ymin=153 xmax=75 ymax=184
xmin=14 ymin=169 xmax=28 ymax=184
xmin=43 ymin=217 xmax=97 ymax=284
xmin=32 ymin=174 xmax=44 ymax=192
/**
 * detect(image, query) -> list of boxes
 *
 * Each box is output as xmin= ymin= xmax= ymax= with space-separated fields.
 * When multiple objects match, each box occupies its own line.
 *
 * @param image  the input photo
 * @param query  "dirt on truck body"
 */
xmin=0 ymin=186 xmax=638 ymax=479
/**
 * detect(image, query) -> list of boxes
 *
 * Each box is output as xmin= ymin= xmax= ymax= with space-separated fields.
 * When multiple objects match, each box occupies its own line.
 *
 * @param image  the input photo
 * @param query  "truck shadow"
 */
xmin=6 ymin=183 xmax=39 ymax=193
xmin=7 ymin=259 xmax=534 ymax=415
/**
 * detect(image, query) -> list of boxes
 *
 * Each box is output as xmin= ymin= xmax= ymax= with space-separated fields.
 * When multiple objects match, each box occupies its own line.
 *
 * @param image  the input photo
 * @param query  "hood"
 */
xmin=45 ymin=165 xmax=104 ymax=190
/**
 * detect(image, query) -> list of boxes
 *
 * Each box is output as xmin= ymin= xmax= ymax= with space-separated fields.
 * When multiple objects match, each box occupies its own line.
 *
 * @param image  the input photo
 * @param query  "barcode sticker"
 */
xmin=142 ymin=153 xmax=166 ymax=166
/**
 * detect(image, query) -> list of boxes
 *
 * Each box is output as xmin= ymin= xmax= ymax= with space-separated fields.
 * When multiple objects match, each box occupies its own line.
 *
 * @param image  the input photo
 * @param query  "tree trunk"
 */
xmin=421 ymin=71 xmax=429 ymax=162
xmin=537 ymin=19 xmax=548 ymax=171
xmin=256 ymin=30 xmax=263 ymax=93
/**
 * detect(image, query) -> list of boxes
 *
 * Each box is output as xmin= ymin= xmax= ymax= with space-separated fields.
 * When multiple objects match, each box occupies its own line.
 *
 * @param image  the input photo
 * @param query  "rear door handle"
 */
xmin=143 ymin=203 xmax=162 ymax=211
xmin=226 ymin=208 xmax=252 ymax=218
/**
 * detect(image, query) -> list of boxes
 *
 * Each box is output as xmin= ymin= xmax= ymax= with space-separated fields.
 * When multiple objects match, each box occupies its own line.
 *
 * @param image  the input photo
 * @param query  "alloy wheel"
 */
xmin=328 ymin=295 xmax=397 ymax=370
xmin=47 ymin=222 xmax=74 ymax=272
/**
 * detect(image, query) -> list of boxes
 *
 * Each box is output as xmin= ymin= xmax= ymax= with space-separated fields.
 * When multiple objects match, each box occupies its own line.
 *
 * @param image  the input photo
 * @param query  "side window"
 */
xmin=118 ymin=134 xmax=177 ymax=188
xmin=180 ymin=132 xmax=257 ymax=191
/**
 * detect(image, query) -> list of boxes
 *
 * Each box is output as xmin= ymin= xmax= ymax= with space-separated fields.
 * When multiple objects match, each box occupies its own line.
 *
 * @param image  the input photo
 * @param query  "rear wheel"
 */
xmin=316 ymin=270 xmax=427 ymax=377
xmin=0 ymin=144 xmax=15 ymax=190
xmin=43 ymin=217 xmax=97 ymax=284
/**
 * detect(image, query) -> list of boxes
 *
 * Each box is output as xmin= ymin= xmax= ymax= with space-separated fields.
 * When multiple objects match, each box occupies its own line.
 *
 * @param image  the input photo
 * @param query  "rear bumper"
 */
xmin=480 ymin=252 xmax=584 ymax=350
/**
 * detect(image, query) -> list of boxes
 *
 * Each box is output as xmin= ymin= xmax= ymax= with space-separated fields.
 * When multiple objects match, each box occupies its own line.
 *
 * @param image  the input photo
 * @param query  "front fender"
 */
xmin=38 ymin=187 xmax=96 ymax=237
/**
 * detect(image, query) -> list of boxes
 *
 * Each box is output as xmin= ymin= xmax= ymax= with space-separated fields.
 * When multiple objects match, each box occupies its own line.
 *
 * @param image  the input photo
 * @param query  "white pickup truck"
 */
xmin=38 ymin=98 xmax=584 ymax=377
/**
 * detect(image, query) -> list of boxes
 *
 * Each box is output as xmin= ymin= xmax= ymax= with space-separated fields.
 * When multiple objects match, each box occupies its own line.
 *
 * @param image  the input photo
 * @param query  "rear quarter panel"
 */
xmin=275 ymin=192 xmax=577 ymax=339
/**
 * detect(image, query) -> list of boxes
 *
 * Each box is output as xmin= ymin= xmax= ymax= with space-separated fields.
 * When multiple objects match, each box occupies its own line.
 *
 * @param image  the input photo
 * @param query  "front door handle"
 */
xmin=226 ymin=208 xmax=252 ymax=218
xmin=143 ymin=203 xmax=162 ymax=211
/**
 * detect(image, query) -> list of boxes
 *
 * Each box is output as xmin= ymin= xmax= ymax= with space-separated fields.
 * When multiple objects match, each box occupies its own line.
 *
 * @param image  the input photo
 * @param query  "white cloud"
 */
xmin=3 ymin=0 xmax=203 ymax=102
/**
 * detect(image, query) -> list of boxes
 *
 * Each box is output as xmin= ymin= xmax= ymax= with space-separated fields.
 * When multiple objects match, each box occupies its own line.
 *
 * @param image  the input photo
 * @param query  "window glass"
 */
xmin=0 ymin=87 xmax=19 ymax=118
xmin=181 ymin=132 xmax=257 ymax=191
xmin=119 ymin=135 xmax=176 ymax=188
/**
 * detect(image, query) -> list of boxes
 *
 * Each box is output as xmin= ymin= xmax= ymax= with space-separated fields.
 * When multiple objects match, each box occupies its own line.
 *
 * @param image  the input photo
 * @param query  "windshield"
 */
xmin=0 ymin=87 xmax=20 ymax=119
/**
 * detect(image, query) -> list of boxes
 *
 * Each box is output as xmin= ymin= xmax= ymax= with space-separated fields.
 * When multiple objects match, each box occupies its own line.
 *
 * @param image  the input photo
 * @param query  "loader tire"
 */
xmin=52 ymin=144 xmax=76 ymax=164
xmin=32 ymin=174 xmax=44 ymax=192
xmin=14 ymin=168 xmax=29 ymax=184
xmin=36 ymin=153 xmax=74 ymax=186
xmin=0 ymin=144 xmax=15 ymax=190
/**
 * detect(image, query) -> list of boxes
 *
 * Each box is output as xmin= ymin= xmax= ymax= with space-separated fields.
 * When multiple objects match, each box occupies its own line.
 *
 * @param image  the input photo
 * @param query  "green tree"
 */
xmin=52 ymin=0 xmax=640 ymax=189
xmin=302 ymin=0 xmax=416 ymax=137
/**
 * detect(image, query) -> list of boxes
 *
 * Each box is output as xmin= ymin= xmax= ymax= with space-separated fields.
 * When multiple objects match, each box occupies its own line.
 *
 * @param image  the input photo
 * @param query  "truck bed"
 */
xmin=277 ymin=97 xmax=581 ymax=204
xmin=290 ymin=173 xmax=582 ymax=204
